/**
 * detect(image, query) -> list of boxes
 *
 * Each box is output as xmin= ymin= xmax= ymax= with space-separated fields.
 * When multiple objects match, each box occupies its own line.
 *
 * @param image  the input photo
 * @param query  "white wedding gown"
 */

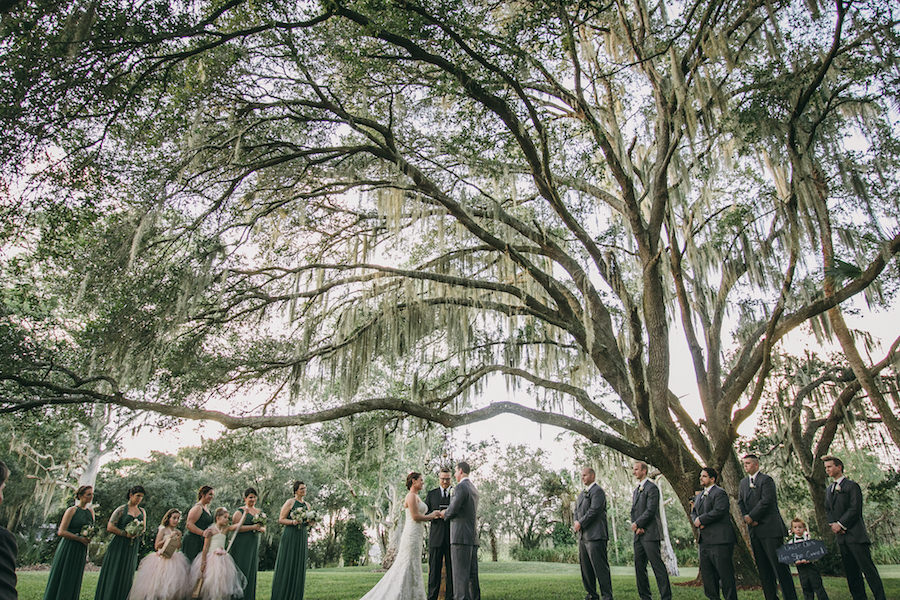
xmin=359 ymin=497 xmax=427 ymax=600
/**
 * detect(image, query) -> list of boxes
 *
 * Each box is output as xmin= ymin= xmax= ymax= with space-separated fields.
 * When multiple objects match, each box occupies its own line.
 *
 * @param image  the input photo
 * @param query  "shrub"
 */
xmin=341 ymin=519 xmax=367 ymax=566
xmin=550 ymin=522 xmax=574 ymax=547
xmin=510 ymin=544 xmax=578 ymax=563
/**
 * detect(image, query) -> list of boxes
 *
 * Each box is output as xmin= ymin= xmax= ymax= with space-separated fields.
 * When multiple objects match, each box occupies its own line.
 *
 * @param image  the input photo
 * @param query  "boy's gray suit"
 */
xmin=575 ymin=482 xmax=613 ymax=600
xmin=443 ymin=478 xmax=480 ymax=600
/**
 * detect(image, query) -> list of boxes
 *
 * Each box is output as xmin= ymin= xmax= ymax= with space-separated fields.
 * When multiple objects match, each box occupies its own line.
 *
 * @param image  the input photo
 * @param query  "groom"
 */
xmin=442 ymin=461 xmax=480 ymax=600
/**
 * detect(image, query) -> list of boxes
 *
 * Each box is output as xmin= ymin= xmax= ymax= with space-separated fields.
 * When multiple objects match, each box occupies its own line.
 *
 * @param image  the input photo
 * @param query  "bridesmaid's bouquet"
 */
xmin=254 ymin=512 xmax=268 ymax=528
xmin=124 ymin=518 xmax=144 ymax=538
xmin=80 ymin=524 xmax=97 ymax=539
xmin=289 ymin=507 xmax=318 ymax=525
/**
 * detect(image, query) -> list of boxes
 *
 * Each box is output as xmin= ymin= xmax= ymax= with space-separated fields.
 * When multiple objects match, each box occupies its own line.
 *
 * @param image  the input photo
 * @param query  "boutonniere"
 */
xmin=702 ymin=489 xmax=709 ymax=497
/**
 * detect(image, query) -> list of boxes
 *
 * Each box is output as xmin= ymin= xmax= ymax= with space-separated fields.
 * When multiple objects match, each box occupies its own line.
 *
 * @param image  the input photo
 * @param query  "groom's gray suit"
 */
xmin=443 ymin=477 xmax=481 ymax=600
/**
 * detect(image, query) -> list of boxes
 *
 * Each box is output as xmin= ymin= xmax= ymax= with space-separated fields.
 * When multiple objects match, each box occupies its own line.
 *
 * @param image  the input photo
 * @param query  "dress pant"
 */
xmin=579 ymin=538 xmax=613 ymax=600
xmin=634 ymin=537 xmax=671 ymax=600
xmin=838 ymin=541 xmax=885 ymax=600
xmin=751 ymin=535 xmax=798 ymax=600
xmin=449 ymin=544 xmax=480 ymax=600
xmin=698 ymin=543 xmax=737 ymax=600
xmin=427 ymin=542 xmax=452 ymax=600
xmin=796 ymin=563 xmax=830 ymax=600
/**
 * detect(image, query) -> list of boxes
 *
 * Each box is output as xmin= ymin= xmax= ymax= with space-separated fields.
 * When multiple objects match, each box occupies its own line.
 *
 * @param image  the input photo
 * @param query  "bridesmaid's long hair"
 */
xmin=75 ymin=485 xmax=92 ymax=500
xmin=197 ymin=485 xmax=213 ymax=500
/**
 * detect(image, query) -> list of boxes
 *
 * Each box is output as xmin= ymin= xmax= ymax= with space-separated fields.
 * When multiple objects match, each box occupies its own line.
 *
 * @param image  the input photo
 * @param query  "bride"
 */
xmin=360 ymin=471 xmax=443 ymax=600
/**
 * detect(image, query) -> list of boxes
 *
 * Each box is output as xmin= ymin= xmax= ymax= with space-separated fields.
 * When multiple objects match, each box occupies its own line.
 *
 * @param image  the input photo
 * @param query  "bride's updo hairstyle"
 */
xmin=406 ymin=472 xmax=421 ymax=490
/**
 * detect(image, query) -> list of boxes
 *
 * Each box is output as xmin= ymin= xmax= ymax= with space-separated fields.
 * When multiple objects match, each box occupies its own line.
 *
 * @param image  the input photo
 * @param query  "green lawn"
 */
xmin=16 ymin=562 xmax=900 ymax=600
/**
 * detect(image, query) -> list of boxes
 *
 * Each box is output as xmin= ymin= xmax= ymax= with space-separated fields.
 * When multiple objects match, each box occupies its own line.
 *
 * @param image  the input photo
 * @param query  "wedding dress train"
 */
xmin=360 ymin=498 xmax=427 ymax=600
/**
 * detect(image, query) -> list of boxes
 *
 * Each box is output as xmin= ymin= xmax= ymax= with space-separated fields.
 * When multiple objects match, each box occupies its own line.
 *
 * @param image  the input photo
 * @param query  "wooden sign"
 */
xmin=776 ymin=539 xmax=827 ymax=564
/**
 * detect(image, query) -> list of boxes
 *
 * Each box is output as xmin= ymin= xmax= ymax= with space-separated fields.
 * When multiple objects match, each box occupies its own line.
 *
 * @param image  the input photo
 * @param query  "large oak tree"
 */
xmin=3 ymin=0 xmax=900 ymax=581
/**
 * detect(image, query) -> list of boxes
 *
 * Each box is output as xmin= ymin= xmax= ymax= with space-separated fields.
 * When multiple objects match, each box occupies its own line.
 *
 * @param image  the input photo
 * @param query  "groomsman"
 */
xmin=738 ymin=454 xmax=797 ymax=600
xmin=630 ymin=461 xmax=672 ymax=600
xmin=574 ymin=466 xmax=613 ymax=600
xmin=426 ymin=468 xmax=453 ymax=600
xmin=823 ymin=456 xmax=886 ymax=600
xmin=691 ymin=467 xmax=737 ymax=600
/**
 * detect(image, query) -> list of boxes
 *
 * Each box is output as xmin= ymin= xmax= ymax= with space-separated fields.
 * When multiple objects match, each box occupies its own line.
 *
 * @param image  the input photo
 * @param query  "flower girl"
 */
xmin=128 ymin=509 xmax=192 ymax=600
xmin=189 ymin=507 xmax=246 ymax=600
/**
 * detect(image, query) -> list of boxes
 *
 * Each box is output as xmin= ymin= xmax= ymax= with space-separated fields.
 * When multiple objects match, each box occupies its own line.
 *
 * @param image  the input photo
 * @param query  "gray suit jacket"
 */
xmin=631 ymin=479 xmax=663 ymax=541
xmin=574 ymin=482 xmax=608 ymax=542
xmin=444 ymin=478 xmax=478 ymax=546
xmin=738 ymin=472 xmax=787 ymax=539
xmin=690 ymin=485 xmax=736 ymax=545
xmin=825 ymin=478 xmax=870 ymax=544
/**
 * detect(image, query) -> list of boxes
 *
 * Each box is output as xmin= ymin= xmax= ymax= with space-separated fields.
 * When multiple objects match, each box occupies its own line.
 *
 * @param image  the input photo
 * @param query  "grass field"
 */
xmin=16 ymin=562 xmax=900 ymax=600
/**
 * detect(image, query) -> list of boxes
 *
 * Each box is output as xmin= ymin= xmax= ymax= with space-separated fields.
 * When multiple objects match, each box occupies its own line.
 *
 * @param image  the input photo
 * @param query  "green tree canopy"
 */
xmin=3 ymin=0 xmax=900 ymax=581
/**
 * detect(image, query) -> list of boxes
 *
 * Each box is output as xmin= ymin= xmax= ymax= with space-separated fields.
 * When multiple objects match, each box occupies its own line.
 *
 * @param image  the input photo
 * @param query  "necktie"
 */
xmin=443 ymin=489 xmax=448 ymax=499
xmin=828 ymin=482 xmax=836 ymax=494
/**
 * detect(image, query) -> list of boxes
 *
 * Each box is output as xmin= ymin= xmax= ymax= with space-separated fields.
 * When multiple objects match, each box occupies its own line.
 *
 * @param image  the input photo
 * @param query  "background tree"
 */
xmin=3 ymin=0 xmax=900 ymax=582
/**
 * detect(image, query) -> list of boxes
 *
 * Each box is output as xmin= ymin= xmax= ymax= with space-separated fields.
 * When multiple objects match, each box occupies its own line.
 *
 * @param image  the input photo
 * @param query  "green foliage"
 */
xmin=510 ymin=544 xmax=578 ymax=564
xmin=550 ymin=521 xmax=574 ymax=547
xmin=341 ymin=519 xmax=368 ymax=567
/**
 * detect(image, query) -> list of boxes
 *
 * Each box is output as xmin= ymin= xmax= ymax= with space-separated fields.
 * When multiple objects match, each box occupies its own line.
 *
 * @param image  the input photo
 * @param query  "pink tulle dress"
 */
xmin=128 ymin=527 xmax=192 ymax=600
xmin=189 ymin=531 xmax=247 ymax=600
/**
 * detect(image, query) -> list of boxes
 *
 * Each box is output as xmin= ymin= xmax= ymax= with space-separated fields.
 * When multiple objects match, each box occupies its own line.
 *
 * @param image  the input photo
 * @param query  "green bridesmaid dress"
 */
xmin=182 ymin=505 xmax=213 ymax=562
xmin=270 ymin=501 xmax=308 ymax=600
xmin=93 ymin=507 xmax=144 ymax=600
xmin=43 ymin=506 xmax=93 ymax=600
xmin=229 ymin=509 xmax=261 ymax=600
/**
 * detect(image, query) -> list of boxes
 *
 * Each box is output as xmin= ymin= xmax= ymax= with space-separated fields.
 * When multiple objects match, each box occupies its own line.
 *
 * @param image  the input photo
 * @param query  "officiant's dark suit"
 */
xmin=575 ymin=467 xmax=613 ymax=600
xmin=691 ymin=468 xmax=737 ymax=600
xmin=631 ymin=471 xmax=671 ymax=600
xmin=738 ymin=456 xmax=797 ymax=600
xmin=824 ymin=456 xmax=885 ymax=600
xmin=426 ymin=476 xmax=453 ymax=600
xmin=443 ymin=463 xmax=480 ymax=600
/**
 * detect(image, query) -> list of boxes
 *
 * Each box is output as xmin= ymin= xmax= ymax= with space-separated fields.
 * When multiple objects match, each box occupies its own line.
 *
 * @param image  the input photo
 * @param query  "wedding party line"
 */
xmin=0 ymin=455 xmax=889 ymax=600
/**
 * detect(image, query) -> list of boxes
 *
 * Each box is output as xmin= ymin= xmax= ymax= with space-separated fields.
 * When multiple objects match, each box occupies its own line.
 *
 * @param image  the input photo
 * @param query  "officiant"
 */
xmin=425 ymin=467 xmax=453 ymax=600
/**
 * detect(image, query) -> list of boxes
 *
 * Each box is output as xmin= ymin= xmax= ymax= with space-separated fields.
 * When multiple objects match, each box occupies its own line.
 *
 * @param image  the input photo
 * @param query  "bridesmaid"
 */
xmin=183 ymin=486 xmax=215 ymax=562
xmin=43 ymin=485 xmax=95 ymax=600
xmin=94 ymin=485 xmax=147 ymax=600
xmin=270 ymin=481 xmax=313 ymax=600
xmin=230 ymin=487 xmax=266 ymax=600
